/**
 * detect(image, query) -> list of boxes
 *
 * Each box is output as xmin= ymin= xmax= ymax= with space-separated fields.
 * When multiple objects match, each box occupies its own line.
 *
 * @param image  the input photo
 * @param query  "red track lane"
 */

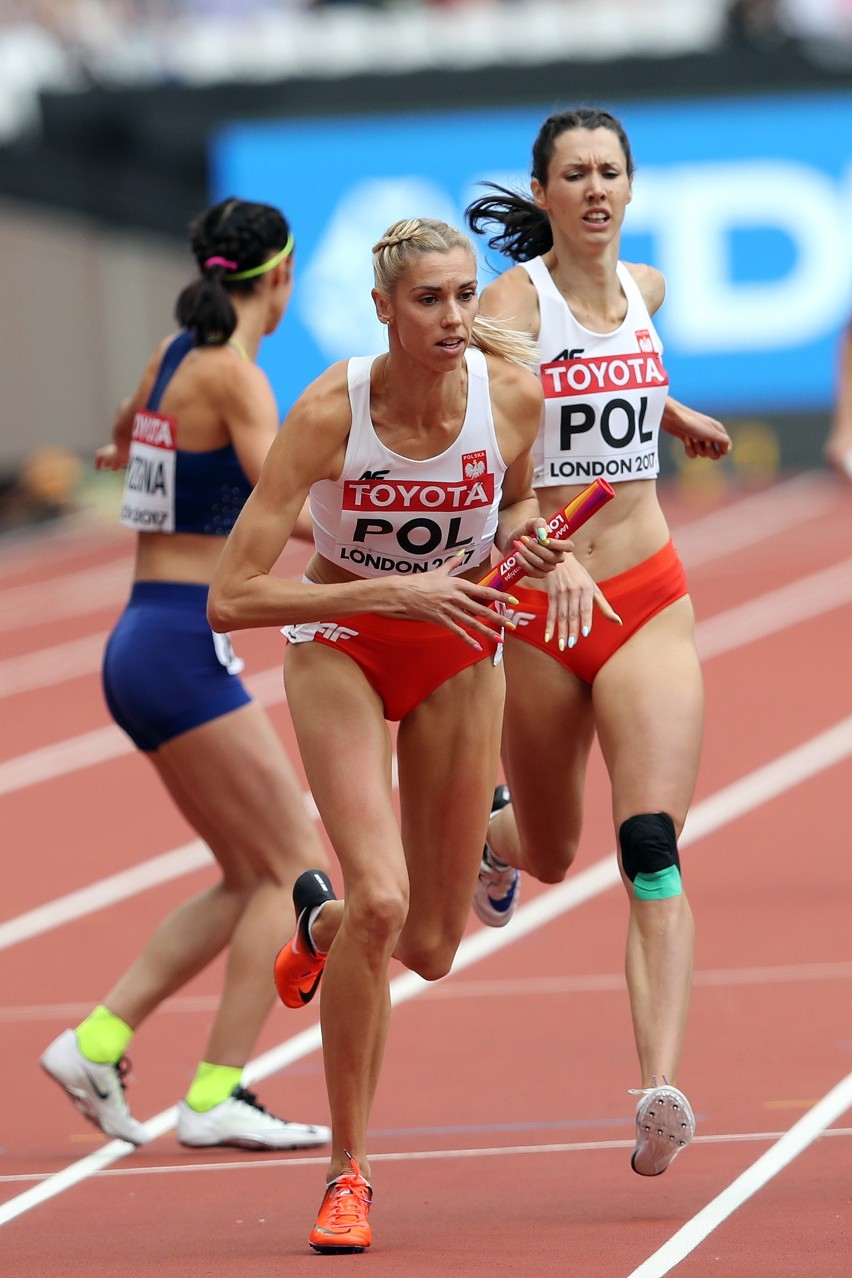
xmin=1 ymin=476 xmax=851 ymax=1276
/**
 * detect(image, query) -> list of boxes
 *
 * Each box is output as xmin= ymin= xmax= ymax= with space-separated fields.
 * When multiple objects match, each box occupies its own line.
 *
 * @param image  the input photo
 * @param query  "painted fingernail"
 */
xmin=558 ymin=638 xmax=566 ymax=651
xmin=568 ymin=635 xmax=576 ymax=649
xmin=544 ymin=630 xmax=552 ymax=644
xmin=508 ymin=596 xmax=520 ymax=606
xmin=504 ymin=618 xmax=517 ymax=629
xmin=582 ymin=625 xmax=590 ymax=637
xmin=535 ymin=528 xmax=549 ymax=546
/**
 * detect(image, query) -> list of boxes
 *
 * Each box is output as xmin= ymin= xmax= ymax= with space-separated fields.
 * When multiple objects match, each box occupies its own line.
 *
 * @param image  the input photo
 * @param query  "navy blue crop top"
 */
xmin=119 ymin=331 xmax=253 ymax=536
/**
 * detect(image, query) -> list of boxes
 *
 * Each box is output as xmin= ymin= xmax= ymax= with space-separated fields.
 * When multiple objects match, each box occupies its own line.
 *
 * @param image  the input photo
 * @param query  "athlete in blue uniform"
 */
xmin=41 ymin=198 xmax=331 ymax=1152
xmin=465 ymin=108 xmax=731 ymax=1177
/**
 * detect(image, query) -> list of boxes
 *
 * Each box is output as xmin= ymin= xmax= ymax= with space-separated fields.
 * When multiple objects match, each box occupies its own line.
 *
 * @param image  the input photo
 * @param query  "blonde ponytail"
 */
xmin=470 ymin=312 xmax=539 ymax=367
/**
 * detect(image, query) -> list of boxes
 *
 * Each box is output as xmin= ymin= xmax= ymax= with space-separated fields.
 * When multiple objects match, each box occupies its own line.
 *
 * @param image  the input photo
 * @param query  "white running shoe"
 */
xmin=631 ymin=1079 xmax=695 ymax=1176
xmin=177 ymin=1086 xmax=331 ymax=1150
xmin=472 ymin=785 xmax=520 ymax=927
xmin=40 ymin=1028 xmax=149 ymax=1146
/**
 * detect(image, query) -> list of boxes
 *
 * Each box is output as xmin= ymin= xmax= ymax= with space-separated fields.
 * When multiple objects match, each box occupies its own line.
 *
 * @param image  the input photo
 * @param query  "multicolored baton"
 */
xmin=478 ymin=477 xmax=615 ymax=591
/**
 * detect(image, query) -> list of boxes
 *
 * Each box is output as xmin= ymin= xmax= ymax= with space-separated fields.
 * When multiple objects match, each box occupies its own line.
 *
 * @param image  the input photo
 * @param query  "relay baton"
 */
xmin=478 ymin=477 xmax=615 ymax=591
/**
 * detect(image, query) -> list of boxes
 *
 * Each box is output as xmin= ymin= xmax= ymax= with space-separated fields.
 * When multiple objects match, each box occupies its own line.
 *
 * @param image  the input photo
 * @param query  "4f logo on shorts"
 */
xmin=316 ymin=623 xmax=358 ymax=643
xmin=503 ymin=609 xmax=536 ymax=629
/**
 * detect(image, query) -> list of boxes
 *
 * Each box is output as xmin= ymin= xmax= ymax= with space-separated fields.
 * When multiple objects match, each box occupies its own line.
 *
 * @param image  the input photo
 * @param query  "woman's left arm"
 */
xmin=662 ymin=397 xmax=732 ymax=460
xmin=490 ymin=360 xmax=570 ymax=576
xmin=628 ymin=262 xmax=732 ymax=462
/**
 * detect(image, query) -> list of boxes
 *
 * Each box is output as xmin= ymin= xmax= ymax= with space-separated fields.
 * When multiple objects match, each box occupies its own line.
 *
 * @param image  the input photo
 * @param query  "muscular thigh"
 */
xmin=501 ymin=637 xmax=594 ymax=863
xmin=284 ymin=642 xmax=407 ymax=900
xmin=396 ymin=656 xmax=505 ymax=950
xmin=153 ymin=701 xmax=319 ymax=880
xmin=593 ymin=596 xmax=703 ymax=831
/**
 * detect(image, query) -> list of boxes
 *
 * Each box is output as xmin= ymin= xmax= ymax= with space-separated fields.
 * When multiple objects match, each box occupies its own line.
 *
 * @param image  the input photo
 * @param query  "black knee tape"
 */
xmin=619 ymin=812 xmax=682 ymax=900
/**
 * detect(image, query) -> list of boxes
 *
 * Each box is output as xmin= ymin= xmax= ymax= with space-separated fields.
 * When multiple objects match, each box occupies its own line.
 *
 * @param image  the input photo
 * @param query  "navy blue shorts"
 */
xmin=102 ymin=581 xmax=252 ymax=752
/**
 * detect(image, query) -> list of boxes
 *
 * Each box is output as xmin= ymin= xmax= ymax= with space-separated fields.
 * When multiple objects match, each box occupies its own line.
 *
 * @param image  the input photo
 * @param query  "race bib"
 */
xmin=120 ymin=410 xmax=177 ymax=532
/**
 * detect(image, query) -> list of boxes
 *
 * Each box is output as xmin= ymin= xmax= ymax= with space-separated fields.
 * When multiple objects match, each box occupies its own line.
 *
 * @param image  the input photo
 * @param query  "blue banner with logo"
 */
xmin=212 ymin=93 xmax=852 ymax=419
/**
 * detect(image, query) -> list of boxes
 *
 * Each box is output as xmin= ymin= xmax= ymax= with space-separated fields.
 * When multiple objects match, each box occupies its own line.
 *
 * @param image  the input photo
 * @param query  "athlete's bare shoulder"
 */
xmin=479 ymin=264 xmax=539 ymax=335
xmin=277 ymin=358 xmax=353 ymax=470
xmin=482 ymin=349 xmax=540 ymax=401
xmin=623 ymin=261 xmax=666 ymax=315
xmin=483 ymin=350 xmax=543 ymax=460
xmin=290 ymin=359 xmax=351 ymax=422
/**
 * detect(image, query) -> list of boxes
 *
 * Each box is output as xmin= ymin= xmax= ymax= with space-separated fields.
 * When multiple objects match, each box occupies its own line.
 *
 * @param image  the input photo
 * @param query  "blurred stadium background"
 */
xmin=1 ymin=0 xmax=851 ymax=530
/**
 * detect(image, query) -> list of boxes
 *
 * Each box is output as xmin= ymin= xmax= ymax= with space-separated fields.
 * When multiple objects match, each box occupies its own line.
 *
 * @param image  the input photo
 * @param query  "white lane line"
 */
xmin=0 ymin=843 xmax=212 ymax=952
xmin=0 ymin=561 xmax=130 ymax=632
xmin=696 ymin=557 xmax=852 ymax=660
xmin=671 ymin=471 xmax=839 ymax=568
xmin=0 ymin=520 xmax=123 ymax=581
xmin=2 ymin=1128 xmax=851 ymax=1187
xmin=0 ymin=666 xmax=286 ymax=797
xmin=0 ymin=724 xmax=134 ymax=797
xmin=626 ymin=1071 xmax=852 ymax=1278
xmin=0 ymin=747 xmax=397 ymax=951
xmin=0 ymin=634 xmax=109 ymax=699
xmin=2 ymin=716 xmax=851 ymax=1225
xmin=0 ymin=472 xmax=839 ymax=696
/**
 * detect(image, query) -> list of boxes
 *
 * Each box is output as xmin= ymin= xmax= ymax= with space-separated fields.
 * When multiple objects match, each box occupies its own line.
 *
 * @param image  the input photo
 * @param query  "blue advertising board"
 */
xmin=212 ymin=93 xmax=852 ymax=419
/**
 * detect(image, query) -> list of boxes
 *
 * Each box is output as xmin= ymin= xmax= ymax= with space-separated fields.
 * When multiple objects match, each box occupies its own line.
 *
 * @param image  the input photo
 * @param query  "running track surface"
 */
xmin=1 ymin=472 xmax=851 ymax=1277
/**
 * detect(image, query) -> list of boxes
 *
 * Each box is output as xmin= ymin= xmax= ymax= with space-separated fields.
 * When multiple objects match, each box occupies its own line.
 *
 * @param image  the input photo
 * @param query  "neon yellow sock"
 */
xmin=185 ymin=1062 xmax=243 ymax=1113
xmin=75 ymin=1005 xmax=134 ymax=1064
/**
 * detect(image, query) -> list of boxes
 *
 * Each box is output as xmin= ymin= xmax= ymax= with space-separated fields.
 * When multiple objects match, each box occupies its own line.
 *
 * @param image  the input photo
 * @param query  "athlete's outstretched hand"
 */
xmin=543 ymin=555 xmax=622 ymax=652
xmin=95 ymin=443 xmax=127 ymax=471
xmin=390 ymin=553 xmax=518 ymax=648
xmin=662 ymin=398 xmax=731 ymax=461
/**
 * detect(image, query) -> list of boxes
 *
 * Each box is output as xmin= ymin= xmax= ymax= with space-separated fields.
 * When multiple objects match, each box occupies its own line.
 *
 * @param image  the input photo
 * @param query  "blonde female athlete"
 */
xmin=465 ymin=108 xmax=731 ymax=1178
xmin=208 ymin=217 xmax=570 ymax=1253
xmin=41 ymin=198 xmax=331 ymax=1153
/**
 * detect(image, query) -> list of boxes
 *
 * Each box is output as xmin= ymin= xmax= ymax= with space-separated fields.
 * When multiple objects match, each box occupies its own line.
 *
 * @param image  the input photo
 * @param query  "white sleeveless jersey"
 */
xmin=310 ymin=346 xmax=507 ymax=578
xmin=520 ymin=257 xmax=669 ymax=487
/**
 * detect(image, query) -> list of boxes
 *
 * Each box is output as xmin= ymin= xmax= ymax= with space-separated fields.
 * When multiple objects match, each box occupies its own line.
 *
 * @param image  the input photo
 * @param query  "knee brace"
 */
xmin=619 ymin=812 xmax=682 ymax=901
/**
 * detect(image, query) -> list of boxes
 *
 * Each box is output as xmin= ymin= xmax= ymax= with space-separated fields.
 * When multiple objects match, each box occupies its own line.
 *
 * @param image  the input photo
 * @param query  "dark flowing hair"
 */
xmin=466 ymin=108 xmax=634 ymax=263
xmin=174 ymin=198 xmax=292 ymax=344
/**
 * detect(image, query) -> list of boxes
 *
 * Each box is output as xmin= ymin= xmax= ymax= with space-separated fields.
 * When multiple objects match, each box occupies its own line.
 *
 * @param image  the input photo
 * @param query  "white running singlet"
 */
xmin=310 ymin=347 xmax=508 ymax=577
xmin=521 ymin=257 xmax=669 ymax=487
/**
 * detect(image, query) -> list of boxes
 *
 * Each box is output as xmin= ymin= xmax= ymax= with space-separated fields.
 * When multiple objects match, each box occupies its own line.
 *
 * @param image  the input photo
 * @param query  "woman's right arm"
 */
xmin=95 ymin=343 xmax=167 ymax=471
xmin=208 ymin=367 xmax=367 ymax=632
xmin=208 ymin=370 xmax=520 ymax=644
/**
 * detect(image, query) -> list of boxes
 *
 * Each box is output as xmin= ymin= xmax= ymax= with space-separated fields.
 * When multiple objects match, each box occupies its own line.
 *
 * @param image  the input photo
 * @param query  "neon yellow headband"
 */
xmin=226 ymin=233 xmax=295 ymax=281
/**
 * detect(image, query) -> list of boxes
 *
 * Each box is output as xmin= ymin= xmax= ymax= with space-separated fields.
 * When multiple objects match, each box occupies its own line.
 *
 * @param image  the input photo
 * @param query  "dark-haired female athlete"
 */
xmin=41 ymin=198 xmax=330 ymax=1153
